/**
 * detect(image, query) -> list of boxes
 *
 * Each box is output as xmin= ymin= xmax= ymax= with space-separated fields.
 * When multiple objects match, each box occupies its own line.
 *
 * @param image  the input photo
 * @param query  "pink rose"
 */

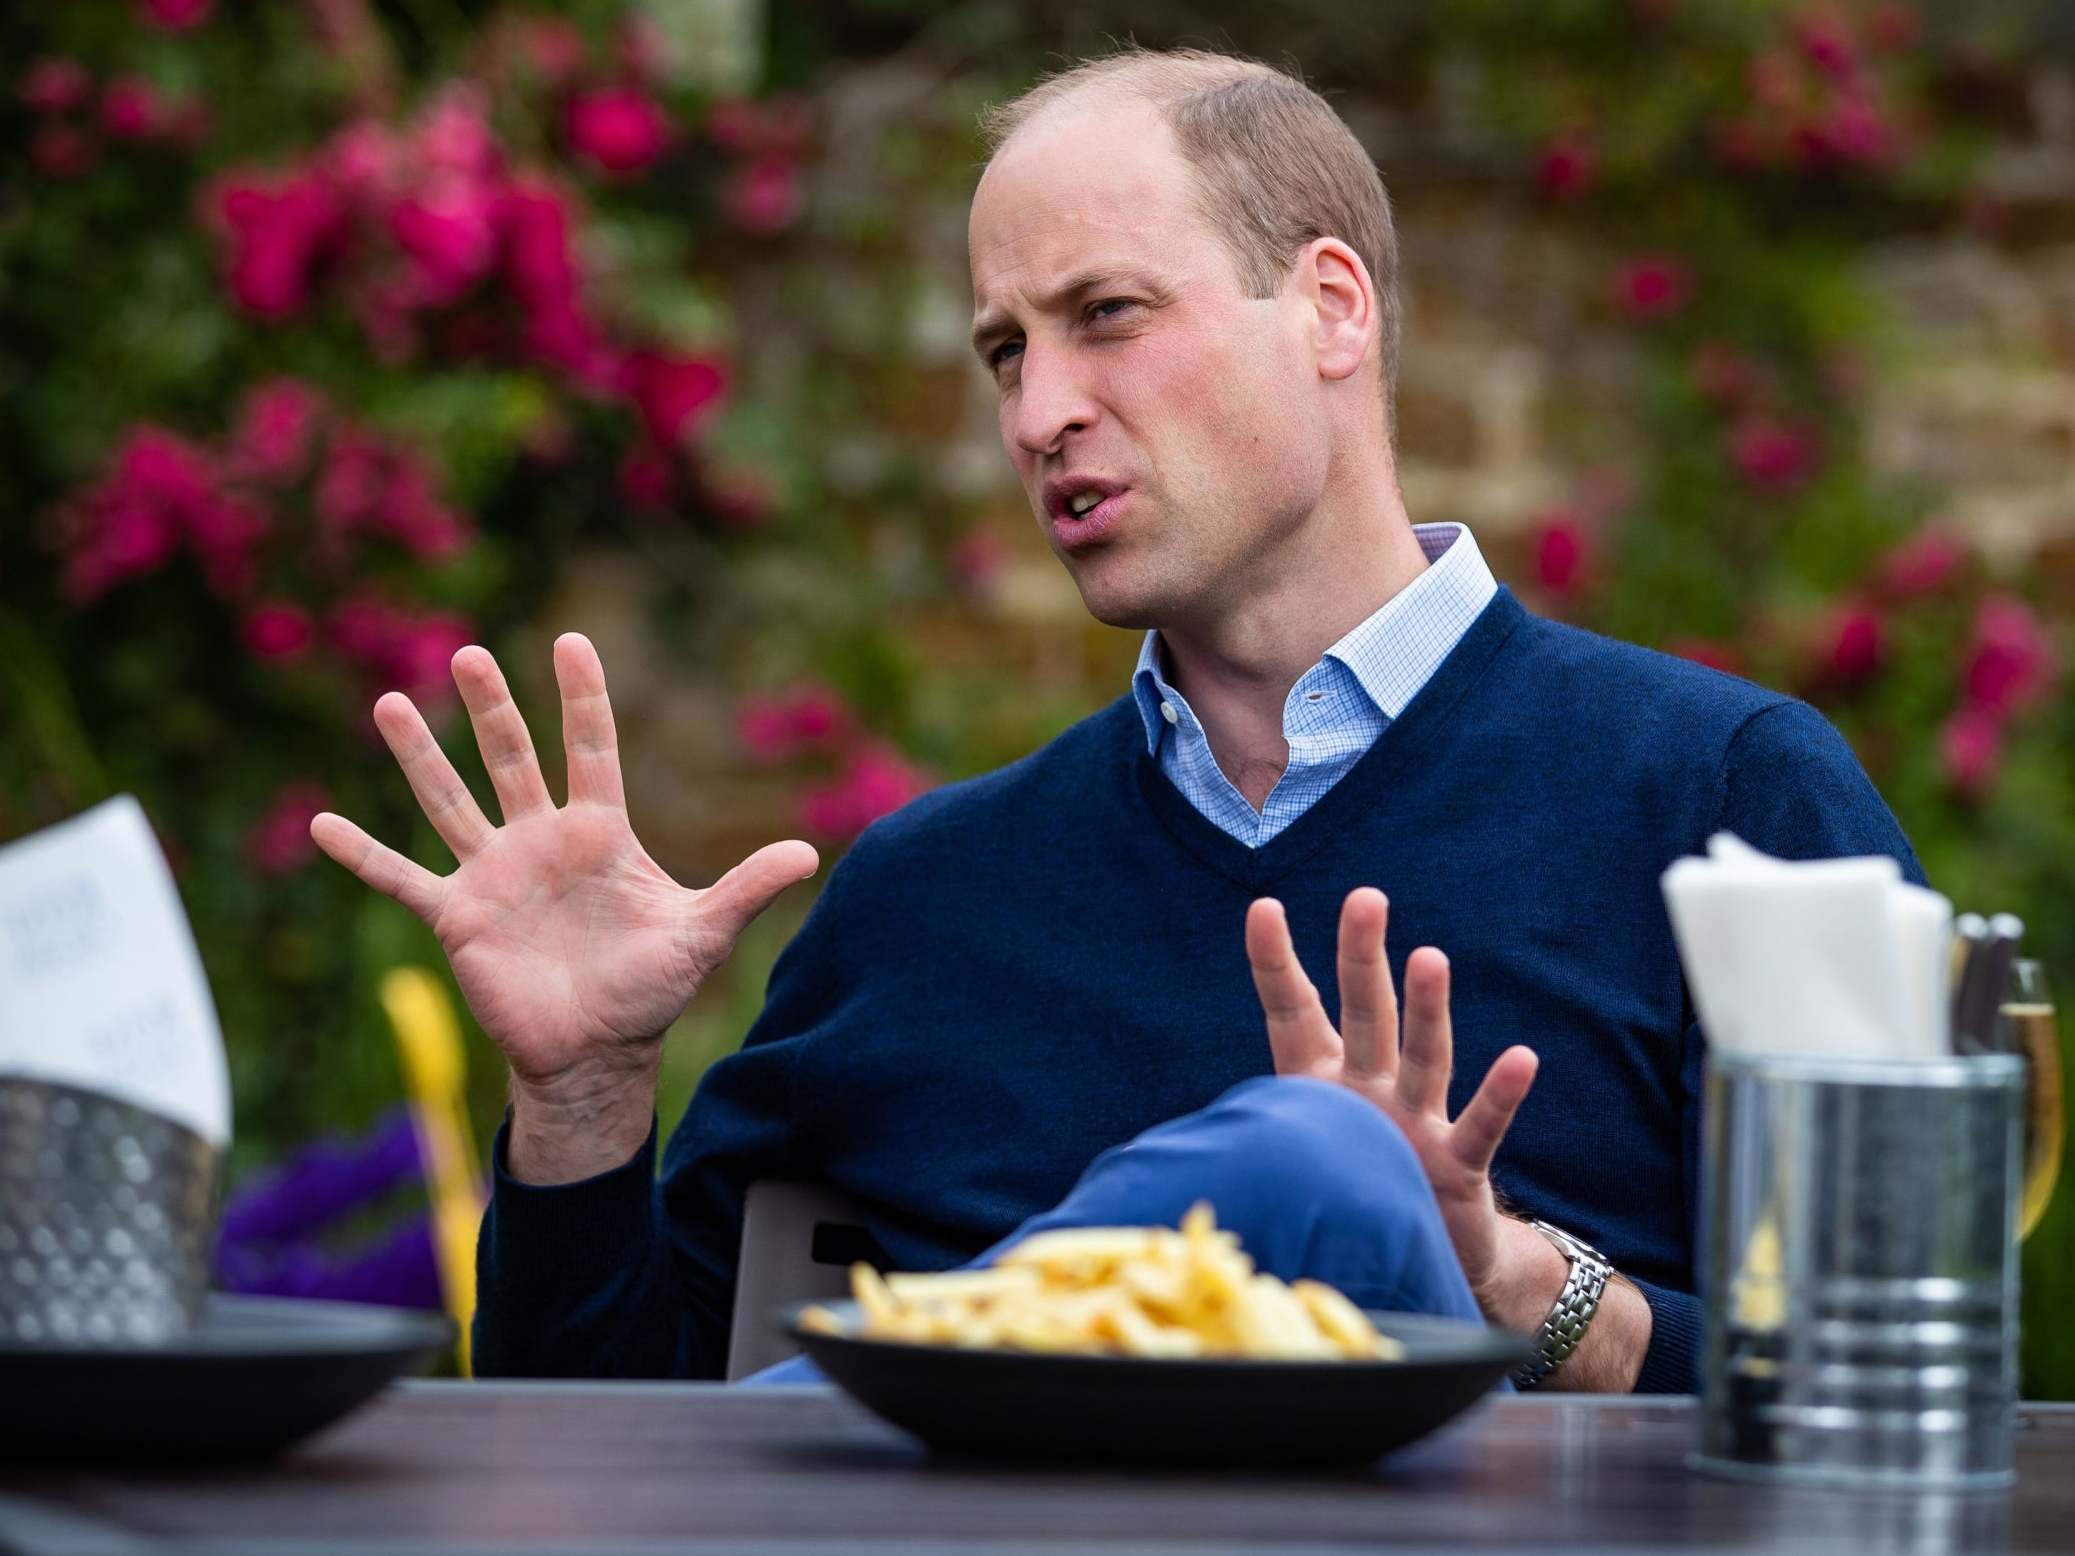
xmin=737 ymin=685 xmax=853 ymax=763
xmin=229 ymin=378 xmax=326 ymax=485
xmin=413 ymin=91 xmax=498 ymax=180
xmin=246 ymin=781 xmax=330 ymax=875
xmin=1875 ymin=530 xmax=1965 ymax=600
xmin=243 ymin=601 xmax=316 ymax=660
xmin=1938 ymin=705 xmax=2002 ymax=797
xmin=1793 ymin=7 xmax=1860 ymax=81
xmin=498 ymin=179 xmax=580 ymax=307
xmin=20 ymin=58 xmax=91 ymax=114
xmin=1534 ymin=134 xmax=1596 ymax=201
xmin=327 ymin=595 xmax=400 ymax=662
xmin=319 ymin=119 xmax=398 ymax=202
xmin=1729 ymin=416 xmax=1820 ymax=492
xmin=723 ymin=153 xmax=804 ymax=235
xmin=1963 ymin=595 xmax=2059 ymax=721
xmin=796 ymin=741 xmax=931 ymax=839
xmin=117 ymin=426 xmax=216 ymax=513
xmin=101 ymin=77 xmax=161 ymax=140
xmin=390 ymin=185 xmax=502 ymax=306
xmin=137 ymin=0 xmax=215 ymax=30
xmin=375 ymin=456 xmax=471 ymax=560
xmin=212 ymin=169 xmax=348 ymax=319
xmin=1805 ymin=90 xmax=1896 ymax=168
xmin=622 ymin=350 xmax=726 ymax=447
xmin=317 ymin=427 xmax=389 ymax=537
xmin=1609 ymin=254 xmax=1693 ymax=320
xmin=1817 ymin=605 xmax=1885 ymax=684
xmin=327 ymin=597 xmax=472 ymax=704
xmin=1531 ymin=512 xmax=1592 ymax=598
xmin=186 ymin=493 xmax=267 ymax=596
xmin=566 ymin=89 xmax=671 ymax=176
xmin=385 ymin=611 xmax=473 ymax=703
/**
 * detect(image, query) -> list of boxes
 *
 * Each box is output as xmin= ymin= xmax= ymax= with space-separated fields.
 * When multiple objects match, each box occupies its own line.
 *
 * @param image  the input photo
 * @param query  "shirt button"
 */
xmin=1305 ymin=691 xmax=1324 ymax=703
xmin=1160 ymin=701 xmax=1179 ymax=725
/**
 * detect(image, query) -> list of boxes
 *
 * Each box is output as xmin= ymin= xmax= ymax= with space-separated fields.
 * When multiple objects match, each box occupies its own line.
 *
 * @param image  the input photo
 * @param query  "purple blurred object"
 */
xmin=213 ymin=1108 xmax=445 ymax=1310
xmin=216 ymin=1211 xmax=443 ymax=1311
xmin=218 ymin=1107 xmax=422 ymax=1247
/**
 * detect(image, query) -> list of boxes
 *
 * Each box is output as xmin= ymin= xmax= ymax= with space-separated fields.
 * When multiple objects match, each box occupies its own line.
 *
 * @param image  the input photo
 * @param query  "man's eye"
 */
xmin=1089 ymin=299 xmax=1138 ymax=322
xmin=989 ymin=340 xmax=1023 ymax=370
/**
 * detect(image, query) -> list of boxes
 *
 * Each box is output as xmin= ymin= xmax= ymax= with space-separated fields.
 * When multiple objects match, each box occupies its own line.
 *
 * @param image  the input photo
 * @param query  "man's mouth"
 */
xmin=1048 ymin=489 xmax=1129 ymax=551
xmin=1043 ymin=476 xmax=1131 ymax=551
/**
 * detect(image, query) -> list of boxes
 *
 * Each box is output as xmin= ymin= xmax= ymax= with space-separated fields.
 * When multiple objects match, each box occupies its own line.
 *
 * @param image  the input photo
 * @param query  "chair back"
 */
xmin=725 ymin=1179 xmax=878 ymax=1381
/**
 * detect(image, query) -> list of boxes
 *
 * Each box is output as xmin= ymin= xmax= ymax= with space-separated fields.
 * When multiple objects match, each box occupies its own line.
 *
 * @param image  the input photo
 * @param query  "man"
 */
xmin=314 ymin=47 xmax=1919 ymax=1394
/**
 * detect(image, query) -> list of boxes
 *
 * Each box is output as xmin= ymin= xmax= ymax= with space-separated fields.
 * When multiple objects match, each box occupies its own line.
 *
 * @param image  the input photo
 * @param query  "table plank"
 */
xmin=2 ymin=1385 xmax=2069 ymax=1555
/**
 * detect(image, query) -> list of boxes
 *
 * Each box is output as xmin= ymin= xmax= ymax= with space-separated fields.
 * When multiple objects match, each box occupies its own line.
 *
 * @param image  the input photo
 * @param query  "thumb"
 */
xmin=694 ymin=838 xmax=821 ymax=947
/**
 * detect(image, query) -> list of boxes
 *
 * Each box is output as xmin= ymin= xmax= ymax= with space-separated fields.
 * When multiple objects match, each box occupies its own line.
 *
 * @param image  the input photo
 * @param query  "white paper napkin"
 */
xmin=1662 ymin=832 xmax=1950 ymax=1060
xmin=0 ymin=795 xmax=231 ymax=1144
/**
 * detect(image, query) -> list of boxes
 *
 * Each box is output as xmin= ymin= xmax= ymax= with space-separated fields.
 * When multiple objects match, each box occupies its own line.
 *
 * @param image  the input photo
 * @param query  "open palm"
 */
xmin=1244 ymin=888 xmax=1538 ymax=1296
xmin=311 ymin=633 xmax=818 ymax=1097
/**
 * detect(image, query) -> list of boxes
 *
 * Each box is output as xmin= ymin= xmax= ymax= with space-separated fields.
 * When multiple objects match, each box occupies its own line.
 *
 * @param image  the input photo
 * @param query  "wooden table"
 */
xmin=2 ymin=1385 xmax=2071 ymax=1554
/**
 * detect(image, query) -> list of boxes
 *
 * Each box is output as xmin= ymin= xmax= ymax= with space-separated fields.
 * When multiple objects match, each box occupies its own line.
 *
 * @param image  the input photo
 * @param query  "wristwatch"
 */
xmin=1508 ymin=1219 xmax=1612 ymax=1389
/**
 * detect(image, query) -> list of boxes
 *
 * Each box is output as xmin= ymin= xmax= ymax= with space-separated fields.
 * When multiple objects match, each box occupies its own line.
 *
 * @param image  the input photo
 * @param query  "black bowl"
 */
xmin=0 ymin=1293 xmax=452 ymax=1462
xmin=783 ymin=1300 xmax=1532 ymax=1467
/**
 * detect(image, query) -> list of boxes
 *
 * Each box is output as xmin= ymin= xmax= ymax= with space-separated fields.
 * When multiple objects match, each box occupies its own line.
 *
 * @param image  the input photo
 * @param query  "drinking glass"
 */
xmin=2005 ymin=959 xmax=2063 ymax=1241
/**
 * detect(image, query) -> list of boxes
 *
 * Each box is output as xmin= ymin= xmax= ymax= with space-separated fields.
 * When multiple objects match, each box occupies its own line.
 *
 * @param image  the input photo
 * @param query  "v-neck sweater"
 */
xmin=475 ymin=588 xmax=1924 ymax=1393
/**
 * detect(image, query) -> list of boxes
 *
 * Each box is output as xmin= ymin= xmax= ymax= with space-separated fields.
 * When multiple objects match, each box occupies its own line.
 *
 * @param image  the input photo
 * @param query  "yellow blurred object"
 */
xmin=380 ymin=967 xmax=487 ymax=1375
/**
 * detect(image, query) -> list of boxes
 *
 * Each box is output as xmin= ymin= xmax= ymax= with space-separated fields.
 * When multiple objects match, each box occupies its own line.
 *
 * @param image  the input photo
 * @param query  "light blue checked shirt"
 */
xmin=1131 ymin=523 xmax=1498 ymax=847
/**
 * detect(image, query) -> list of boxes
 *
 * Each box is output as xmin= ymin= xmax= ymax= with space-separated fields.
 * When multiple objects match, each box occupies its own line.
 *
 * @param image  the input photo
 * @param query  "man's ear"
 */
xmin=1303 ymin=238 xmax=1375 ymax=387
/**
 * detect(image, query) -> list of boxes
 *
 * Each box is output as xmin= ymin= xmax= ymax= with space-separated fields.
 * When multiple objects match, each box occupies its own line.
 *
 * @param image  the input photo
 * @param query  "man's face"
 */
xmin=968 ymin=96 xmax=1336 ymax=631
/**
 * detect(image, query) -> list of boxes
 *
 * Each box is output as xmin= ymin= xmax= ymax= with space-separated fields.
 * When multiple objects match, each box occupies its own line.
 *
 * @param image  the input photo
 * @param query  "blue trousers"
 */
xmin=742 ymin=1075 xmax=1485 ymax=1385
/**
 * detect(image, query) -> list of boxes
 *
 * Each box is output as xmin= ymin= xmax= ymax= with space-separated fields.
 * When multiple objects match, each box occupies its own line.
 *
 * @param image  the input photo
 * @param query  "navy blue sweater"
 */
xmin=475 ymin=589 xmax=1923 ymax=1392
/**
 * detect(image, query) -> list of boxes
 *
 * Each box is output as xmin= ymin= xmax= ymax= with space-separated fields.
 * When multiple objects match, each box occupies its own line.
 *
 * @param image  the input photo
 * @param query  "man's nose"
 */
xmin=1009 ymin=345 xmax=1098 ymax=458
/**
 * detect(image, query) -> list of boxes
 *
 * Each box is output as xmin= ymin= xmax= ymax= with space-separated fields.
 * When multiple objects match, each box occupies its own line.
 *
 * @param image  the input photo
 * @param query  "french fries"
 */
xmin=799 ymin=1202 xmax=1406 ymax=1362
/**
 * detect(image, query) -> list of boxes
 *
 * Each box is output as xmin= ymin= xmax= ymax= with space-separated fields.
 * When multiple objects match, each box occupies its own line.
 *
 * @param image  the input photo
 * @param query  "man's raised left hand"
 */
xmin=1243 ymin=887 xmax=1540 ymax=1305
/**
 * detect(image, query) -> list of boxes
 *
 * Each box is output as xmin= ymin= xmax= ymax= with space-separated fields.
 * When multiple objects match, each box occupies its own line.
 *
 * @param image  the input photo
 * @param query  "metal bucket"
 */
xmin=0 ymin=1077 xmax=219 ymax=1348
xmin=1692 ymin=1047 xmax=2022 ymax=1489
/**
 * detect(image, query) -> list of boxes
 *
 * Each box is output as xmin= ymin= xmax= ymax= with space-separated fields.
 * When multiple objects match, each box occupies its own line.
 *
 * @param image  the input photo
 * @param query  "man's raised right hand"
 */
xmin=310 ymin=631 xmax=819 ymax=1183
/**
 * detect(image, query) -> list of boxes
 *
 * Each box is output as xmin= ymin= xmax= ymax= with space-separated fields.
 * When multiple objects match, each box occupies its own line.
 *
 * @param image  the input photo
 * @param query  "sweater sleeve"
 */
xmin=1626 ymin=697 xmax=1925 ymax=1394
xmin=472 ymin=836 xmax=866 ymax=1380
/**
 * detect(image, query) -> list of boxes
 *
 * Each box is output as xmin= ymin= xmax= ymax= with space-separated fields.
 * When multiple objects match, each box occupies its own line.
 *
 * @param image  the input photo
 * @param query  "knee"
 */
xmin=1192 ymin=1076 xmax=1425 ymax=1217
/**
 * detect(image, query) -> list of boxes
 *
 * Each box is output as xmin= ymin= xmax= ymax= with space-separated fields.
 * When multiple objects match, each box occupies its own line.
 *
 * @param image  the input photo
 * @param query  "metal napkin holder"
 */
xmin=0 ymin=1076 xmax=219 ymax=1349
xmin=1693 ymin=1047 xmax=2023 ymax=1490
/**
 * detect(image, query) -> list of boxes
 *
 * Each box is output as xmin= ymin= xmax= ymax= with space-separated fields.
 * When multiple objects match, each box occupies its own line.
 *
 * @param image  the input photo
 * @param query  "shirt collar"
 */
xmin=1130 ymin=522 xmax=1497 ymax=755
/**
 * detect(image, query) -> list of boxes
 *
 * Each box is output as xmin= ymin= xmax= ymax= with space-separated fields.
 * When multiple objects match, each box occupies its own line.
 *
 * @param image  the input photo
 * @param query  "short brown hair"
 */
xmin=979 ymin=45 xmax=1402 ymax=431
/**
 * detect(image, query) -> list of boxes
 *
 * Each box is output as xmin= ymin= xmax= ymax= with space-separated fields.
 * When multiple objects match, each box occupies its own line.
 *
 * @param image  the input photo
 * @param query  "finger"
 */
xmin=372 ymin=692 xmax=495 ymax=860
xmin=1335 ymin=887 xmax=1397 ymax=1080
xmin=1395 ymin=946 xmax=1454 ymax=1114
xmin=310 ymin=811 xmax=445 ymax=923
xmin=1245 ymin=898 xmax=1341 ymax=1075
xmin=453 ymin=645 xmax=554 ymax=822
xmin=554 ymin=632 xmax=626 ymax=810
xmin=694 ymin=839 xmax=821 ymax=948
xmin=1451 ymin=1045 xmax=1539 ymax=1176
